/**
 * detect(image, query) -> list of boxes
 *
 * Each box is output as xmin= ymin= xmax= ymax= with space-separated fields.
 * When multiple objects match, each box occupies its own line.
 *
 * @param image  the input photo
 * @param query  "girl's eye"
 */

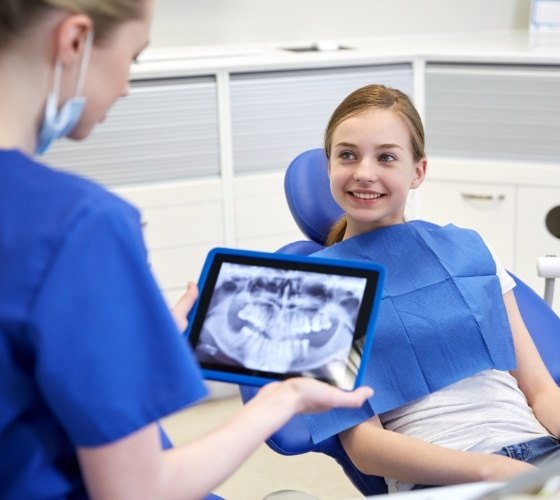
xmin=339 ymin=151 xmax=356 ymax=161
xmin=379 ymin=153 xmax=396 ymax=163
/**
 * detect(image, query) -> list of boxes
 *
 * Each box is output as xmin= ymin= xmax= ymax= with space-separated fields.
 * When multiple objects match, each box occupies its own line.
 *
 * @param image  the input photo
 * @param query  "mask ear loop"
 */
xmin=74 ymin=30 xmax=93 ymax=97
xmin=50 ymin=29 xmax=94 ymax=105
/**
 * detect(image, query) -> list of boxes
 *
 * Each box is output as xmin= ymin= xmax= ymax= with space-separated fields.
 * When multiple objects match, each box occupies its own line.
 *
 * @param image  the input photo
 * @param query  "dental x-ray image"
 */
xmin=186 ymin=248 xmax=385 ymax=390
xmin=193 ymin=262 xmax=367 ymax=386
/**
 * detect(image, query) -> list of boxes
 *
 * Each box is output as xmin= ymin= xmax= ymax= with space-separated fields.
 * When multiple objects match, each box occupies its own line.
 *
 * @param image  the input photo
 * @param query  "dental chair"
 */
xmin=239 ymin=148 xmax=560 ymax=497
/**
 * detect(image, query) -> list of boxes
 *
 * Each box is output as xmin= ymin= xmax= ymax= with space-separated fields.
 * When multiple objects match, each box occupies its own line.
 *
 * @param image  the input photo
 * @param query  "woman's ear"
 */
xmin=410 ymin=158 xmax=427 ymax=189
xmin=54 ymin=14 xmax=93 ymax=65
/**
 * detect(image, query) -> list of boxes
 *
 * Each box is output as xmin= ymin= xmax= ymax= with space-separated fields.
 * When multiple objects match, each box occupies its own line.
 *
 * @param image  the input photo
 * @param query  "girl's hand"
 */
xmin=171 ymin=282 xmax=198 ymax=333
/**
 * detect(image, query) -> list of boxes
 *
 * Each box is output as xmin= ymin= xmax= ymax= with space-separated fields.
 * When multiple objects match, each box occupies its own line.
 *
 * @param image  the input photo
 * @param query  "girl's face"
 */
xmin=328 ymin=108 xmax=426 ymax=239
xmin=68 ymin=6 xmax=152 ymax=139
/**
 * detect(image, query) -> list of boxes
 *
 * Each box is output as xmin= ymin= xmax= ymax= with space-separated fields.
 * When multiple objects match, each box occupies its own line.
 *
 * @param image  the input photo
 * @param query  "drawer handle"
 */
xmin=461 ymin=193 xmax=506 ymax=202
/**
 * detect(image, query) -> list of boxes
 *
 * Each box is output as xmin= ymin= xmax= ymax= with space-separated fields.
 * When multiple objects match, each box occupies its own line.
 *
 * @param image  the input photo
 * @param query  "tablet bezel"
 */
xmin=185 ymin=247 xmax=384 ymax=390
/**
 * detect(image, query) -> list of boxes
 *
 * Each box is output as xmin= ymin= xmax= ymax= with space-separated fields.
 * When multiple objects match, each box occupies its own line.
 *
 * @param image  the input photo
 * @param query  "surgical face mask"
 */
xmin=35 ymin=31 xmax=93 ymax=155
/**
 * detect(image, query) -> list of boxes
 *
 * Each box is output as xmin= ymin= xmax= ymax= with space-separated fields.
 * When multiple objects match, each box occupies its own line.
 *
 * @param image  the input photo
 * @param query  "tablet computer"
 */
xmin=185 ymin=247 xmax=385 ymax=390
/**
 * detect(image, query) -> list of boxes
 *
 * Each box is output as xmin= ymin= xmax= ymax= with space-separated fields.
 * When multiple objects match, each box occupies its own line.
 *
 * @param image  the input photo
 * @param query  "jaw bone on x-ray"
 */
xmin=195 ymin=263 xmax=367 ymax=379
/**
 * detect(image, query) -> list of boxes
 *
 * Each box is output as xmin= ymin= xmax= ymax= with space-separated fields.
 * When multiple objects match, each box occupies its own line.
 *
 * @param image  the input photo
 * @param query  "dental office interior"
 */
xmin=43 ymin=0 xmax=560 ymax=497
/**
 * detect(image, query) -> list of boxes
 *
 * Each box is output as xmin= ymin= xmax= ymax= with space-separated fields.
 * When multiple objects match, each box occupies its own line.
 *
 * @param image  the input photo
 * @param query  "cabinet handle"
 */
xmin=461 ymin=193 xmax=505 ymax=202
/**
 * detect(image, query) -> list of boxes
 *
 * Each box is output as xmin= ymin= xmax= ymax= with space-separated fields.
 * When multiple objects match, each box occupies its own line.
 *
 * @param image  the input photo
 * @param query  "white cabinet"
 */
xmin=233 ymin=171 xmax=303 ymax=252
xmin=516 ymin=186 xmax=560 ymax=310
xmin=420 ymin=179 xmax=516 ymax=271
xmin=115 ymin=179 xmax=225 ymax=305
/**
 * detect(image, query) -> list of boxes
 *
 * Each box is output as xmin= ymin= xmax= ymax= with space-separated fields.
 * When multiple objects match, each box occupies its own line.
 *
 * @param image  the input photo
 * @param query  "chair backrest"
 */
xmin=240 ymin=148 xmax=560 ymax=497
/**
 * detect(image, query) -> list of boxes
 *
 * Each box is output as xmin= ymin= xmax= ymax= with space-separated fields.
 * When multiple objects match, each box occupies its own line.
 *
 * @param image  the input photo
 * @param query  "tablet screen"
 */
xmin=186 ymin=248 xmax=384 ymax=390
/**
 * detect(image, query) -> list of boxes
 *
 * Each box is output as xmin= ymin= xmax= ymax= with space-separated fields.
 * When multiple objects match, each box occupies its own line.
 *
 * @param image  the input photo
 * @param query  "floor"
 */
xmin=161 ymin=394 xmax=362 ymax=500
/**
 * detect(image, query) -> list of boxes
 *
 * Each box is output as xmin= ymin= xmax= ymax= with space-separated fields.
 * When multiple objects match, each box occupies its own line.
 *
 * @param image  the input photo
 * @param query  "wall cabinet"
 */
xmin=39 ymin=56 xmax=560 ymax=313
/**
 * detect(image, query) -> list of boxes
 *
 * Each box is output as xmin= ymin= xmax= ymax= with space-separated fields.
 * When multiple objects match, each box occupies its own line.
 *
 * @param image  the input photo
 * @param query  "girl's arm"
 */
xmin=340 ymin=289 xmax=560 ymax=487
xmin=76 ymin=379 xmax=373 ymax=500
xmin=340 ymin=415 xmax=533 ymax=486
xmin=504 ymin=290 xmax=560 ymax=437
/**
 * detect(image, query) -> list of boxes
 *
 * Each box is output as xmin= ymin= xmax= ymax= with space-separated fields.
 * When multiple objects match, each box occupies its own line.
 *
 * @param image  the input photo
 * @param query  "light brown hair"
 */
xmin=324 ymin=84 xmax=425 ymax=246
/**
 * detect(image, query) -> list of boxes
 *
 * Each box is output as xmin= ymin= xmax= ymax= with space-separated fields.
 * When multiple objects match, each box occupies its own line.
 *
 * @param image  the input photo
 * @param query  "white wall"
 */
xmin=150 ymin=0 xmax=531 ymax=47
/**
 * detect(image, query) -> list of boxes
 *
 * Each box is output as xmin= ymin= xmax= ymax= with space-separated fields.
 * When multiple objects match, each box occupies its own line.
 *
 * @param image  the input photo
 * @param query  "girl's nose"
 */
xmin=353 ymin=158 xmax=377 ymax=183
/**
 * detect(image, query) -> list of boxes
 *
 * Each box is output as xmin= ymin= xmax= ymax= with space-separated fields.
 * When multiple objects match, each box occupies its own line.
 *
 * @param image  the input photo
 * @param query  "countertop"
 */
xmin=131 ymin=29 xmax=560 ymax=80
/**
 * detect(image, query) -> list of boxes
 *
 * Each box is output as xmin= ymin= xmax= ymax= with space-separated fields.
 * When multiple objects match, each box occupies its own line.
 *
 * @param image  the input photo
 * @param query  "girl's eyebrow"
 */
xmin=334 ymin=141 xmax=404 ymax=150
xmin=333 ymin=141 xmax=358 ymax=149
xmin=378 ymin=143 xmax=404 ymax=150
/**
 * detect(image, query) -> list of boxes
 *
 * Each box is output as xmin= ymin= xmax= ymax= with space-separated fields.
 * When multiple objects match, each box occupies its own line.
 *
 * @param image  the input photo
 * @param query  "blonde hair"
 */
xmin=324 ymin=84 xmax=425 ymax=246
xmin=0 ymin=0 xmax=145 ymax=48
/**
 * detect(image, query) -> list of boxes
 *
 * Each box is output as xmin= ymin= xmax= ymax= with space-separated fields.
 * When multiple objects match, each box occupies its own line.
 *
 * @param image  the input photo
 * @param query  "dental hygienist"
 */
xmin=0 ymin=1 xmax=373 ymax=498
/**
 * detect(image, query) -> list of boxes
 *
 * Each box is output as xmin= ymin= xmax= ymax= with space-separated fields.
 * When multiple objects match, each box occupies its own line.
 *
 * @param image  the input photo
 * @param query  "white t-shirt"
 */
xmin=380 ymin=244 xmax=551 ymax=493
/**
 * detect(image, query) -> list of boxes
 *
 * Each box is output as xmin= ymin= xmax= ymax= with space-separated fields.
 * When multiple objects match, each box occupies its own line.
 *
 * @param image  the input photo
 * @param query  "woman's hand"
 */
xmin=170 ymin=282 xmax=198 ymax=333
xmin=256 ymin=378 xmax=374 ymax=415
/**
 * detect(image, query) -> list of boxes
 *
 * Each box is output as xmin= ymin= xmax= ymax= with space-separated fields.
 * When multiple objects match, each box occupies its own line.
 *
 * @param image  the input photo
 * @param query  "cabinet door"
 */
xmin=516 ymin=186 xmax=560 ymax=312
xmin=115 ymin=180 xmax=225 ymax=305
xmin=420 ymin=180 xmax=516 ymax=270
xmin=230 ymin=64 xmax=413 ymax=174
xmin=42 ymin=76 xmax=220 ymax=187
xmin=234 ymin=171 xmax=303 ymax=252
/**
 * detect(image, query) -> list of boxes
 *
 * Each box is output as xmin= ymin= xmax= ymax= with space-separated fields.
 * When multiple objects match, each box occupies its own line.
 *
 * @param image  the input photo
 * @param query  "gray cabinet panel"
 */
xmin=425 ymin=64 xmax=560 ymax=162
xmin=230 ymin=64 xmax=413 ymax=174
xmin=42 ymin=77 xmax=220 ymax=186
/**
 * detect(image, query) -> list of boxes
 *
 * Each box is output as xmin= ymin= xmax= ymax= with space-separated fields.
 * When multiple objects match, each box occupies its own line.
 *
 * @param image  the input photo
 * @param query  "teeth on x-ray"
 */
xmin=196 ymin=263 xmax=367 ymax=375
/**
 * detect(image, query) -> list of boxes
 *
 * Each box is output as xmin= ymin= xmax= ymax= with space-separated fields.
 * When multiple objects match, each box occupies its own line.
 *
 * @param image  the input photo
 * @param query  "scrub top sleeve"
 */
xmin=28 ymin=197 xmax=207 ymax=446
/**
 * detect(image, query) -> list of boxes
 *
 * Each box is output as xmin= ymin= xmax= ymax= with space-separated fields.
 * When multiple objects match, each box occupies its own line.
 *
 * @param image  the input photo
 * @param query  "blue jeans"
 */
xmin=493 ymin=435 xmax=560 ymax=466
xmin=412 ymin=436 xmax=560 ymax=490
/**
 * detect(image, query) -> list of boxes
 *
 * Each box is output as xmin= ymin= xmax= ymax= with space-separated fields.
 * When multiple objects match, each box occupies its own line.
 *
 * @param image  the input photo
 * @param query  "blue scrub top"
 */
xmin=0 ymin=150 xmax=208 ymax=498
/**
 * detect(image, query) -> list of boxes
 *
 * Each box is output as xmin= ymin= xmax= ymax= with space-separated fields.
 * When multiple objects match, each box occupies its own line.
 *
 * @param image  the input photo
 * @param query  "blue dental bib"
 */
xmin=303 ymin=221 xmax=516 ymax=443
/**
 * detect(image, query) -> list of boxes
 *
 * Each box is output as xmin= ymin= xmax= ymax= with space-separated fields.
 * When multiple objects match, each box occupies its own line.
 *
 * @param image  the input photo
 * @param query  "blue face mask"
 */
xmin=35 ymin=31 xmax=93 ymax=155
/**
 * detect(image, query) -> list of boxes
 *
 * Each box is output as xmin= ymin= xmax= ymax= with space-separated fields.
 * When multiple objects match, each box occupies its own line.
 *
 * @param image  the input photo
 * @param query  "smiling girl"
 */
xmin=304 ymin=84 xmax=560 ymax=492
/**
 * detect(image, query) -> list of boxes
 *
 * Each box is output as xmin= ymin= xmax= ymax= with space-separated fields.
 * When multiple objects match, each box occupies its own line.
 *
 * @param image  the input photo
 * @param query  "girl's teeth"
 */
xmin=353 ymin=192 xmax=381 ymax=200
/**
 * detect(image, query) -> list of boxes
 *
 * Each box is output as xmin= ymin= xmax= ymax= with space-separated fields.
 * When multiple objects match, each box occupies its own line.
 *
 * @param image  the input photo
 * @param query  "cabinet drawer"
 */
xmin=420 ymin=180 xmax=516 ymax=270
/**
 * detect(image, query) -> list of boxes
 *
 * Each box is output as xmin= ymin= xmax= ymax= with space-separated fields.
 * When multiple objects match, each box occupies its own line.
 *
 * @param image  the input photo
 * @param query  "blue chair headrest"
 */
xmin=284 ymin=149 xmax=343 ymax=246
